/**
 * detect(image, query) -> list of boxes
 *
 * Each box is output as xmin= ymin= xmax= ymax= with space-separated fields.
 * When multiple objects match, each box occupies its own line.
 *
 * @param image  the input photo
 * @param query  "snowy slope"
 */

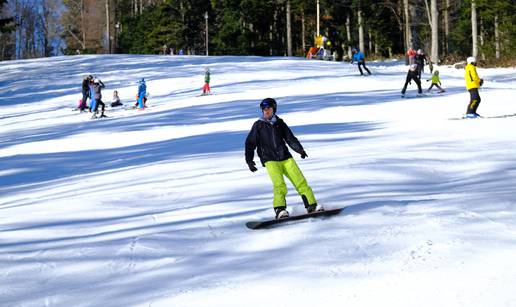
xmin=1 ymin=55 xmax=516 ymax=307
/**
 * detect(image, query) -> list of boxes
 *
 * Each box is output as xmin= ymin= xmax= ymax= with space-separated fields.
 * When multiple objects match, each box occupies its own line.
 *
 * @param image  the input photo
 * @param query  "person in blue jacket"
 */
xmin=88 ymin=77 xmax=97 ymax=112
xmin=136 ymin=78 xmax=146 ymax=109
xmin=351 ymin=48 xmax=371 ymax=76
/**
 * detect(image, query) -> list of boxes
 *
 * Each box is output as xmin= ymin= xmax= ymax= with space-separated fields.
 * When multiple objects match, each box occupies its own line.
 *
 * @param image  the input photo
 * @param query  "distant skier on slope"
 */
xmin=415 ymin=49 xmax=428 ymax=79
xmin=465 ymin=56 xmax=484 ymax=118
xmin=426 ymin=70 xmax=445 ymax=93
xmin=245 ymin=98 xmax=322 ymax=219
xmin=201 ymin=67 xmax=211 ymax=96
xmin=351 ymin=48 xmax=371 ymax=76
xmin=401 ymin=64 xmax=423 ymax=98
xmin=136 ymin=78 xmax=147 ymax=109
xmin=91 ymin=78 xmax=106 ymax=118
xmin=79 ymin=75 xmax=93 ymax=112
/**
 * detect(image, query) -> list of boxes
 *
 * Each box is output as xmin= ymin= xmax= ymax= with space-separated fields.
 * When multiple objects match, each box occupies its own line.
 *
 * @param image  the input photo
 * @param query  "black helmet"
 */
xmin=260 ymin=98 xmax=277 ymax=113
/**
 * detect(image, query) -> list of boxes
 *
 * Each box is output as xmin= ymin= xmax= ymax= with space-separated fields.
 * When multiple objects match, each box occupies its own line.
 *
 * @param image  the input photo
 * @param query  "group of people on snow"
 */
xmin=76 ymin=52 xmax=484 ymax=219
xmin=246 ymin=52 xmax=484 ymax=220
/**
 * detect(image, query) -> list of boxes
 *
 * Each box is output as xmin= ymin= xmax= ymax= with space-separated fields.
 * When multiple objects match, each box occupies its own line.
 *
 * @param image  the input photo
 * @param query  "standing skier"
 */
xmin=465 ymin=56 xmax=484 ymax=118
xmin=245 ymin=98 xmax=321 ymax=219
xmin=91 ymin=79 xmax=106 ymax=118
xmin=401 ymin=64 xmax=423 ymax=98
xmin=79 ymin=75 xmax=92 ymax=112
xmin=414 ymin=49 xmax=428 ymax=79
xmin=202 ymin=67 xmax=211 ymax=95
xmin=351 ymin=48 xmax=371 ymax=75
xmin=136 ymin=78 xmax=147 ymax=109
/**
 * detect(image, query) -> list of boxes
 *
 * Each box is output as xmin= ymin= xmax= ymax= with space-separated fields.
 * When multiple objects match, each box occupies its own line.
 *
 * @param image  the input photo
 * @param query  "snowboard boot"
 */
xmin=274 ymin=206 xmax=289 ymax=219
xmin=302 ymin=195 xmax=323 ymax=213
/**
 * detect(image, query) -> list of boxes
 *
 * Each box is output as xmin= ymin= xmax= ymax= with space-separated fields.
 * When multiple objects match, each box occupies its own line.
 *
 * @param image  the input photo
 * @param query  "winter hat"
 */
xmin=94 ymin=79 xmax=100 ymax=84
xmin=417 ymin=49 xmax=423 ymax=54
xmin=467 ymin=56 xmax=476 ymax=65
xmin=260 ymin=98 xmax=277 ymax=113
xmin=433 ymin=70 xmax=439 ymax=76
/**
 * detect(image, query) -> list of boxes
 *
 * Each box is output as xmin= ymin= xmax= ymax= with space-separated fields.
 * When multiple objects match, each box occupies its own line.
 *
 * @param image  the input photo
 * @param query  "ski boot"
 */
xmin=274 ymin=206 xmax=289 ymax=219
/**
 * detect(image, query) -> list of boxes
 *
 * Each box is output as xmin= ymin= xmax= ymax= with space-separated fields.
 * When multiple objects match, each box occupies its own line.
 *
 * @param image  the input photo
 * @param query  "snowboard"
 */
xmin=246 ymin=207 xmax=344 ymax=230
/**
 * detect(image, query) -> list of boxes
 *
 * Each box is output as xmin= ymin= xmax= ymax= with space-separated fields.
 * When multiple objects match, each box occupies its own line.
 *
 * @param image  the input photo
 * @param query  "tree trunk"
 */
xmin=358 ymin=8 xmax=365 ymax=53
xmin=479 ymin=16 xmax=485 ymax=61
xmin=368 ymin=28 xmax=372 ymax=54
xmin=286 ymin=0 xmax=292 ymax=56
xmin=301 ymin=8 xmax=306 ymax=54
xmin=471 ymin=0 xmax=478 ymax=57
xmin=403 ymin=0 xmax=412 ymax=49
xmin=106 ymin=0 xmax=111 ymax=53
xmin=443 ymin=0 xmax=450 ymax=55
xmin=345 ymin=12 xmax=352 ymax=59
xmin=430 ymin=0 xmax=438 ymax=63
xmin=494 ymin=13 xmax=500 ymax=59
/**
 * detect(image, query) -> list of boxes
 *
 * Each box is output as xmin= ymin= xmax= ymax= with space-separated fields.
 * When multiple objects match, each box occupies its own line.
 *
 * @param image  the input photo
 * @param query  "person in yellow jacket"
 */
xmin=465 ymin=56 xmax=484 ymax=118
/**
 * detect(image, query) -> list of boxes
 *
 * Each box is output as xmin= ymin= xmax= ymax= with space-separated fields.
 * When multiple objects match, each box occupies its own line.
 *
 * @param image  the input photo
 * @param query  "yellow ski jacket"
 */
xmin=465 ymin=63 xmax=480 ymax=90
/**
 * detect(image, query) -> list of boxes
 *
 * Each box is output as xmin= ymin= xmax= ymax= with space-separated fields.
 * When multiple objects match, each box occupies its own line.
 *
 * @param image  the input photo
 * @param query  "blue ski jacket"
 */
xmin=353 ymin=52 xmax=365 ymax=63
xmin=138 ymin=82 xmax=146 ymax=97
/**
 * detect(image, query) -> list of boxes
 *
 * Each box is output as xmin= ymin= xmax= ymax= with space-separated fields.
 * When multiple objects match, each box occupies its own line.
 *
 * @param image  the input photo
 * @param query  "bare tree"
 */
xmin=286 ymin=0 xmax=292 ymax=56
xmin=471 ymin=0 xmax=478 ymax=57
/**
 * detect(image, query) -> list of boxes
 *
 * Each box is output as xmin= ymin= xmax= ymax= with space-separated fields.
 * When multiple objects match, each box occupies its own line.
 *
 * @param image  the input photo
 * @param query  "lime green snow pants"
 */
xmin=264 ymin=158 xmax=317 ymax=208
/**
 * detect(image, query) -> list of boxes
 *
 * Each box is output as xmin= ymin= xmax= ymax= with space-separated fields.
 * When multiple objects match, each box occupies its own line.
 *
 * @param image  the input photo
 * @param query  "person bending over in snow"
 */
xmin=91 ymin=79 xmax=106 ymax=118
xmin=110 ymin=90 xmax=123 ymax=107
xmin=202 ymin=67 xmax=211 ymax=95
xmin=245 ymin=98 xmax=321 ymax=219
xmin=401 ymin=64 xmax=423 ymax=98
xmin=426 ymin=70 xmax=445 ymax=93
xmin=464 ymin=56 xmax=484 ymax=118
xmin=351 ymin=48 xmax=371 ymax=75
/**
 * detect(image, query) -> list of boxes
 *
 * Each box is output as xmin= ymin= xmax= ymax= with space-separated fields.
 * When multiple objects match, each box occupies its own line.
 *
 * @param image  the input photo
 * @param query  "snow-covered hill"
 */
xmin=1 ymin=55 xmax=516 ymax=307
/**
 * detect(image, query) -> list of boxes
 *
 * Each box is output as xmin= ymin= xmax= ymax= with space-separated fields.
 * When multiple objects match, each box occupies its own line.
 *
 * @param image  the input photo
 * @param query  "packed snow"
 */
xmin=1 ymin=55 xmax=516 ymax=307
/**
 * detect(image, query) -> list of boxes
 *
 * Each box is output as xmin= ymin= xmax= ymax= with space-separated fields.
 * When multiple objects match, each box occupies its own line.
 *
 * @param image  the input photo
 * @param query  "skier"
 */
xmin=79 ymin=75 xmax=92 ymax=112
xmin=110 ymin=90 xmax=123 ymax=107
xmin=426 ymin=70 xmax=445 ymax=93
xmin=245 ymin=98 xmax=321 ymax=219
xmin=88 ymin=77 xmax=96 ymax=112
xmin=202 ymin=67 xmax=211 ymax=95
xmin=351 ymin=48 xmax=371 ymax=75
xmin=401 ymin=64 xmax=423 ymax=98
xmin=91 ymin=79 xmax=106 ymax=118
xmin=136 ymin=78 xmax=146 ymax=109
xmin=415 ymin=49 xmax=428 ymax=79
xmin=465 ymin=56 xmax=484 ymax=118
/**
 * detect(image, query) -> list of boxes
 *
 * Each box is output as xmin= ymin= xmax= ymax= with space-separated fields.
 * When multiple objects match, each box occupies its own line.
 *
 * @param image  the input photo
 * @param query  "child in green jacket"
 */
xmin=426 ymin=70 xmax=445 ymax=93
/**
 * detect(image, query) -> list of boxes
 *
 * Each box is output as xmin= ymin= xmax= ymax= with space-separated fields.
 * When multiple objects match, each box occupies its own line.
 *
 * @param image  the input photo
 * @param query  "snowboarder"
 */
xmin=465 ymin=56 xmax=484 ymax=118
xmin=415 ymin=49 xmax=428 ymax=79
xmin=351 ymin=48 xmax=371 ymax=75
xmin=136 ymin=78 xmax=146 ymax=109
xmin=110 ymin=90 xmax=123 ymax=107
xmin=401 ymin=64 xmax=423 ymax=98
xmin=426 ymin=70 xmax=445 ymax=93
xmin=91 ymin=79 xmax=106 ymax=118
xmin=245 ymin=98 xmax=321 ymax=219
xmin=202 ymin=67 xmax=211 ymax=95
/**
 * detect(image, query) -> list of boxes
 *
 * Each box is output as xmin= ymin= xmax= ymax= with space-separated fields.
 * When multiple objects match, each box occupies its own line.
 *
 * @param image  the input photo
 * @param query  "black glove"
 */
xmin=300 ymin=150 xmax=308 ymax=159
xmin=480 ymin=79 xmax=484 ymax=86
xmin=248 ymin=162 xmax=257 ymax=172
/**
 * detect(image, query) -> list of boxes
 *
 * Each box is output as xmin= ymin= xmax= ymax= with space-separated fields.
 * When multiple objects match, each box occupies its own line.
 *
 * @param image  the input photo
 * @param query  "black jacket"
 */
xmin=245 ymin=115 xmax=304 ymax=166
